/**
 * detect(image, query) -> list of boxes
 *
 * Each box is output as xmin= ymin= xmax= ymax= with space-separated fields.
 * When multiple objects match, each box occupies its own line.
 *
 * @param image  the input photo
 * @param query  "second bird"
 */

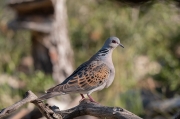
xmin=39 ymin=36 xmax=124 ymax=102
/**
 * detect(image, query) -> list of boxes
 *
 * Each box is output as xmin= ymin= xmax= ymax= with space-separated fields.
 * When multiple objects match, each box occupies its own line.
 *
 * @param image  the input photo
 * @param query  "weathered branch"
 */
xmin=0 ymin=91 xmax=37 ymax=118
xmin=31 ymin=100 xmax=62 ymax=119
xmin=8 ymin=20 xmax=52 ymax=33
xmin=58 ymin=99 xmax=142 ymax=119
xmin=0 ymin=91 xmax=142 ymax=119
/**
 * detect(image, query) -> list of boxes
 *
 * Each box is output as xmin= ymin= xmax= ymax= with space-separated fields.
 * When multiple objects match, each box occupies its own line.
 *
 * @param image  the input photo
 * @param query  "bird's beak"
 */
xmin=119 ymin=43 xmax=124 ymax=48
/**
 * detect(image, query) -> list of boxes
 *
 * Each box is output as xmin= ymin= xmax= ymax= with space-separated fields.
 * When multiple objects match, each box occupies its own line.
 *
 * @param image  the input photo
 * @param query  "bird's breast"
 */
xmin=105 ymin=66 xmax=115 ymax=88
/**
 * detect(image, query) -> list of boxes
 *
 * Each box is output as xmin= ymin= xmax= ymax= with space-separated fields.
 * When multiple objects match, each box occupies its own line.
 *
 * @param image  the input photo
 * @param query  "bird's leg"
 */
xmin=87 ymin=94 xmax=98 ymax=103
xmin=80 ymin=94 xmax=85 ymax=99
xmin=79 ymin=94 xmax=85 ymax=102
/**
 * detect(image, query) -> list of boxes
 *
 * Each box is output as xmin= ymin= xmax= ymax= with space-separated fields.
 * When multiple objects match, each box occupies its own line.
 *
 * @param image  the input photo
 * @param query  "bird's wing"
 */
xmin=46 ymin=61 xmax=110 ymax=93
xmin=60 ymin=61 xmax=89 ymax=85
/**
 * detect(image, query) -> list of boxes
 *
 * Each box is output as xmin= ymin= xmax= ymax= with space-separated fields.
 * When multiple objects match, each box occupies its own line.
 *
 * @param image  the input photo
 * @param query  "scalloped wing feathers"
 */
xmin=46 ymin=61 xmax=110 ymax=94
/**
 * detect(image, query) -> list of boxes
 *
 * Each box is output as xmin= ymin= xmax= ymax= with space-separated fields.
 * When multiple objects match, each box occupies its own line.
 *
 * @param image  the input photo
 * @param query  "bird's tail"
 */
xmin=38 ymin=92 xmax=64 ymax=100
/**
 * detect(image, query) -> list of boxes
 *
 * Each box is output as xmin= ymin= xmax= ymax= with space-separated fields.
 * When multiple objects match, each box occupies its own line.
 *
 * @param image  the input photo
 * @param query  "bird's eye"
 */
xmin=112 ymin=40 xmax=116 ymax=43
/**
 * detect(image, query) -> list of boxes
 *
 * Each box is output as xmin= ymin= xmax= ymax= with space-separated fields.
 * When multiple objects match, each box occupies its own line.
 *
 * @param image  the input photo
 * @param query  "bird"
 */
xmin=39 ymin=36 xmax=124 ymax=102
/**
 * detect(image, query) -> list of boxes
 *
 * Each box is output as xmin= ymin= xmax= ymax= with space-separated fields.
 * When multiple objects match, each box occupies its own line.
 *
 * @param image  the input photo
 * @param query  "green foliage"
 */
xmin=118 ymin=90 xmax=144 ymax=115
xmin=0 ymin=30 xmax=31 ymax=74
xmin=19 ymin=71 xmax=54 ymax=93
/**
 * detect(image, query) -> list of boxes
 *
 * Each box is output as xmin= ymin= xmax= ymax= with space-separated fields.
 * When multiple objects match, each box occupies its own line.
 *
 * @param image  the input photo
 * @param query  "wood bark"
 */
xmin=59 ymin=99 xmax=142 ymax=119
xmin=32 ymin=100 xmax=62 ymax=119
xmin=0 ymin=91 xmax=37 ymax=118
xmin=50 ymin=0 xmax=74 ymax=84
xmin=0 ymin=91 xmax=142 ymax=119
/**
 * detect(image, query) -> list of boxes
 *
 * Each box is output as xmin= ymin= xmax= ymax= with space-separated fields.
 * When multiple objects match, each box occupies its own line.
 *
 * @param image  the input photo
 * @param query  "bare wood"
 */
xmin=0 ymin=91 xmax=142 ymax=119
xmin=31 ymin=100 xmax=62 ymax=119
xmin=50 ymin=0 xmax=74 ymax=84
xmin=9 ymin=20 xmax=52 ymax=33
xmin=0 ymin=91 xmax=62 ymax=119
xmin=57 ymin=99 xmax=142 ymax=119
xmin=8 ymin=0 xmax=53 ymax=15
xmin=0 ymin=91 xmax=37 ymax=118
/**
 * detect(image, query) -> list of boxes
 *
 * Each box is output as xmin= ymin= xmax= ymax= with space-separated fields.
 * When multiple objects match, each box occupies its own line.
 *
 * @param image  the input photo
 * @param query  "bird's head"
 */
xmin=103 ymin=37 xmax=124 ymax=49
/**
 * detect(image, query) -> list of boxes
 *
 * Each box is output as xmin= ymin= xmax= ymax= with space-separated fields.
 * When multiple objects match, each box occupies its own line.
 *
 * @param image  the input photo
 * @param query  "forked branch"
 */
xmin=0 ymin=91 xmax=142 ymax=119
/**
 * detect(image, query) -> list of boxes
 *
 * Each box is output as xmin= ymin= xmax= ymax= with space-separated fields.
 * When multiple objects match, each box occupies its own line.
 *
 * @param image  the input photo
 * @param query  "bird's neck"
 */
xmin=97 ymin=47 xmax=113 ymax=57
xmin=89 ymin=47 xmax=114 ymax=65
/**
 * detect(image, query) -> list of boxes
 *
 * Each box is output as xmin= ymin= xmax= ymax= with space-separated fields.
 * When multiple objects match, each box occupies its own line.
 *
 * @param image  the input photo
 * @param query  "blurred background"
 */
xmin=0 ymin=0 xmax=180 ymax=119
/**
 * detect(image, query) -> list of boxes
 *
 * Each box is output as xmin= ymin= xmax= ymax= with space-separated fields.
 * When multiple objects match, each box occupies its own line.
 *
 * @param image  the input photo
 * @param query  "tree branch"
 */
xmin=31 ymin=100 xmax=62 ymax=119
xmin=58 ymin=99 xmax=142 ymax=119
xmin=0 ymin=91 xmax=37 ymax=118
xmin=0 ymin=91 xmax=142 ymax=119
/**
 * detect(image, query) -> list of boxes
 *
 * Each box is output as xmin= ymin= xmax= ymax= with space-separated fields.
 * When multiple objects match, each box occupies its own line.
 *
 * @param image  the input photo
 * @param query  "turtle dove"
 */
xmin=39 ymin=37 xmax=124 ymax=102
